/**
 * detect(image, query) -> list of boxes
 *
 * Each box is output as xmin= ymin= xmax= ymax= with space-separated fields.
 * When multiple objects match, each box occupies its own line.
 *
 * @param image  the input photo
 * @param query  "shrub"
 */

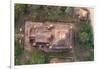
xmin=15 ymin=40 xmax=23 ymax=65
xmin=79 ymin=23 xmax=94 ymax=48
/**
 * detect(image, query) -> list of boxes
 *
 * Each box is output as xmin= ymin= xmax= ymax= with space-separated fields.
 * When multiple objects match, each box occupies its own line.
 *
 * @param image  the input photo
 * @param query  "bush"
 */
xmin=15 ymin=41 xmax=23 ymax=57
xmin=15 ymin=40 xmax=23 ymax=65
xmin=31 ymin=51 xmax=46 ymax=64
xmin=79 ymin=23 xmax=94 ymax=48
xmin=24 ymin=49 xmax=48 ymax=64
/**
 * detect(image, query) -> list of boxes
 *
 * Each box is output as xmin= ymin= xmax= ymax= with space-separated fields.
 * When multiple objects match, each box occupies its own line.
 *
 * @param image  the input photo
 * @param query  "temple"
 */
xmin=24 ymin=21 xmax=75 ymax=52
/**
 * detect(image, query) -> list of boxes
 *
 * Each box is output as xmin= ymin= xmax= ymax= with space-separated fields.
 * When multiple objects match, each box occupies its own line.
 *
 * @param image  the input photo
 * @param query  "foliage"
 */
xmin=15 ymin=4 xmax=77 ymax=23
xmin=31 ymin=50 xmax=47 ymax=64
xmin=15 ymin=40 xmax=23 ymax=57
xmin=79 ymin=23 xmax=94 ymax=48
xmin=15 ymin=40 xmax=23 ymax=65
xmin=15 ymin=41 xmax=48 ymax=64
xmin=24 ymin=49 xmax=48 ymax=64
xmin=14 ymin=4 xmax=94 ymax=63
xmin=15 ymin=4 xmax=26 ymax=22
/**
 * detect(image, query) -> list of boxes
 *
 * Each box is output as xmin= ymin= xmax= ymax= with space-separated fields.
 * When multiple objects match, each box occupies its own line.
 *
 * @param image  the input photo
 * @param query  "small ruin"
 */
xmin=24 ymin=21 xmax=75 ymax=52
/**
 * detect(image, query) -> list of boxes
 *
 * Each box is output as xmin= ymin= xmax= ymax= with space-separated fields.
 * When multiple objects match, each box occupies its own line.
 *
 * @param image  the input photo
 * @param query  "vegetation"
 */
xmin=15 ymin=40 xmax=23 ymax=65
xmin=24 ymin=49 xmax=48 ymax=64
xmin=15 ymin=4 xmax=94 ymax=65
xmin=15 ymin=4 xmax=77 ymax=29
xmin=15 ymin=42 xmax=48 ymax=65
xmin=79 ymin=23 xmax=94 ymax=49
xmin=15 ymin=4 xmax=26 ymax=22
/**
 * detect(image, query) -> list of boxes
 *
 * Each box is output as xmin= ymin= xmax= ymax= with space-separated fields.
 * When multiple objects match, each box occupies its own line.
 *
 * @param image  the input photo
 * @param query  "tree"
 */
xmin=79 ymin=23 xmax=94 ymax=48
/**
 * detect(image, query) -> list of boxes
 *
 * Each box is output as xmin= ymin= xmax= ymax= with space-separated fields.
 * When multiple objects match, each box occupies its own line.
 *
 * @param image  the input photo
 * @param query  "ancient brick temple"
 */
xmin=24 ymin=21 xmax=75 ymax=52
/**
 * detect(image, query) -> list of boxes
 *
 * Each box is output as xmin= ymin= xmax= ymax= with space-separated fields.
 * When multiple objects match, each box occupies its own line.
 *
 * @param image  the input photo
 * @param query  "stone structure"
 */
xmin=24 ymin=21 xmax=75 ymax=52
